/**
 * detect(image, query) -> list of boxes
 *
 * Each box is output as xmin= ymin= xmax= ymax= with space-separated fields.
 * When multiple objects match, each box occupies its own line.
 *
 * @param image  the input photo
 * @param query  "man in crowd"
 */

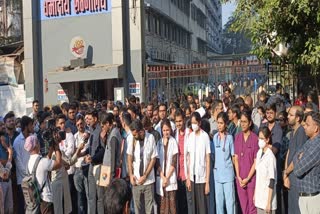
xmin=284 ymin=106 xmax=307 ymax=214
xmin=227 ymin=105 xmax=241 ymax=138
xmin=127 ymin=119 xmax=157 ymax=213
xmin=66 ymin=104 xmax=78 ymax=135
xmin=104 ymin=179 xmax=132 ymax=214
xmin=13 ymin=116 xmax=34 ymax=214
xmin=283 ymin=111 xmax=320 ymax=214
xmin=0 ymin=112 xmax=19 ymax=214
xmin=25 ymin=134 xmax=62 ymax=213
xmin=209 ymin=100 xmax=223 ymax=137
xmin=155 ymin=103 xmax=175 ymax=135
xmin=84 ymin=109 xmax=105 ymax=214
xmin=146 ymin=103 xmax=154 ymax=119
xmin=29 ymin=100 xmax=40 ymax=119
xmin=262 ymin=103 xmax=283 ymax=214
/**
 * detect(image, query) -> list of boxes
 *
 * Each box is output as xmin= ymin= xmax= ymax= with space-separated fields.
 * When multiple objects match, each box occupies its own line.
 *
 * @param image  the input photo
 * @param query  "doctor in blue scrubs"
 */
xmin=213 ymin=112 xmax=235 ymax=214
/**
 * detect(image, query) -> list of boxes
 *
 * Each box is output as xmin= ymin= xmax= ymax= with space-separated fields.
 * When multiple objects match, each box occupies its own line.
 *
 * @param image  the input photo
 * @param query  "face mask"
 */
xmin=258 ymin=139 xmax=266 ymax=149
xmin=16 ymin=127 xmax=21 ymax=133
xmin=191 ymin=124 xmax=199 ymax=132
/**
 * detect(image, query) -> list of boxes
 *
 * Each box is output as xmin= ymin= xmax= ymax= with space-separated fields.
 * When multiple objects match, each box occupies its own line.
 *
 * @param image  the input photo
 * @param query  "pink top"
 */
xmin=178 ymin=132 xmax=186 ymax=181
xmin=234 ymin=131 xmax=259 ymax=188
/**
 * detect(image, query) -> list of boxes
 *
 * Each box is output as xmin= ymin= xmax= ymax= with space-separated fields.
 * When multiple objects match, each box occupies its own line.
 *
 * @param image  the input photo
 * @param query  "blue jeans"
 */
xmin=74 ymin=168 xmax=89 ymax=214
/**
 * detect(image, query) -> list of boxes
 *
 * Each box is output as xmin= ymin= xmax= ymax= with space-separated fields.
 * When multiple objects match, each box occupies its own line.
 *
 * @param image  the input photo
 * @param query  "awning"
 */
xmin=47 ymin=64 xmax=124 ymax=83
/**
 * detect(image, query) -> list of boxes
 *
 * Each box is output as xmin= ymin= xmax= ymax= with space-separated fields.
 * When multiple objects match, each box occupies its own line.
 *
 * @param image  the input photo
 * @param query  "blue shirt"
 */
xmin=213 ymin=133 xmax=234 ymax=183
xmin=0 ymin=131 xmax=19 ymax=161
xmin=65 ymin=119 xmax=77 ymax=135
xmin=293 ymin=134 xmax=320 ymax=194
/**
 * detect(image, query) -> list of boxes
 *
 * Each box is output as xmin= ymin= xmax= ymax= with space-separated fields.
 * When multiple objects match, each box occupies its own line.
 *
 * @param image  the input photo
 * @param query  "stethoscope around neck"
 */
xmin=216 ymin=132 xmax=228 ymax=152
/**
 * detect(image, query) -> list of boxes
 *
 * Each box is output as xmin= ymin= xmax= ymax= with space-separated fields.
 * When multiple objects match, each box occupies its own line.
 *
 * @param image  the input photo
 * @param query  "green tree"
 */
xmin=222 ymin=16 xmax=252 ymax=54
xmin=224 ymin=0 xmax=320 ymax=89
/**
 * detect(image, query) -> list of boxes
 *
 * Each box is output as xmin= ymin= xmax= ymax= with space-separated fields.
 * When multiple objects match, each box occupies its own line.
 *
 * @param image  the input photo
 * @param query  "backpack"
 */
xmin=21 ymin=156 xmax=46 ymax=212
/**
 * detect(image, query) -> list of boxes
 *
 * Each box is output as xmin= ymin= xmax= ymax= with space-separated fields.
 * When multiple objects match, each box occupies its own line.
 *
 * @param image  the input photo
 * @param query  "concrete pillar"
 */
xmin=23 ymin=0 xmax=42 ymax=110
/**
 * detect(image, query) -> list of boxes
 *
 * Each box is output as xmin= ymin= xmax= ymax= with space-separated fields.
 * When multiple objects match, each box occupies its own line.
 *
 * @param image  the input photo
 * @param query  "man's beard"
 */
xmin=135 ymin=135 xmax=144 ymax=142
xmin=6 ymin=126 xmax=14 ymax=131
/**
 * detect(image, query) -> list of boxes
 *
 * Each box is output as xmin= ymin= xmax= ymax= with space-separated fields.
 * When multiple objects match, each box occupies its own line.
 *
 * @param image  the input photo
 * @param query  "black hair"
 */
xmin=127 ymin=105 xmax=137 ymax=116
xmin=259 ymin=126 xmax=273 ymax=145
xmin=39 ymin=112 xmax=51 ymax=125
xmin=234 ymin=97 xmax=245 ymax=107
xmin=76 ymin=114 xmax=85 ymax=122
xmin=122 ymin=111 xmax=132 ymax=127
xmin=86 ymin=108 xmax=99 ymax=118
xmin=278 ymin=111 xmax=288 ymax=121
xmin=158 ymin=103 xmax=167 ymax=110
xmin=230 ymin=105 xmax=241 ymax=119
xmin=200 ymin=118 xmax=210 ymax=136
xmin=141 ymin=116 xmax=152 ymax=129
xmin=240 ymin=110 xmax=254 ymax=130
xmin=61 ymin=102 xmax=69 ymax=110
xmin=129 ymin=119 xmax=143 ymax=132
xmin=128 ymin=95 xmax=137 ymax=104
xmin=305 ymin=111 xmax=320 ymax=127
xmin=211 ymin=99 xmax=223 ymax=111
xmin=160 ymin=118 xmax=173 ymax=136
xmin=52 ymin=105 xmax=62 ymax=115
xmin=104 ymin=179 xmax=132 ymax=214
xmin=305 ymin=102 xmax=314 ymax=110
xmin=217 ymin=112 xmax=228 ymax=125
xmin=190 ymin=112 xmax=201 ymax=123
xmin=174 ymin=108 xmax=185 ymax=119
xmin=32 ymin=100 xmax=39 ymax=105
xmin=100 ymin=112 xmax=114 ymax=125
xmin=68 ymin=104 xmax=77 ymax=112
xmin=265 ymin=103 xmax=277 ymax=113
xmin=55 ymin=114 xmax=66 ymax=123
xmin=205 ymin=97 xmax=213 ymax=104
xmin=21 ymin=116 xmax=33 ymax=132
xmin=4 ymin=112 xmax=15 ymax=123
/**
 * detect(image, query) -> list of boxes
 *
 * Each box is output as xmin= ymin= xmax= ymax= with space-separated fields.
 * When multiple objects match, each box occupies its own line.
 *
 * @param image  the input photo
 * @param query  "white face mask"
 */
xmin=191 ymin=124 xmax=199 ymax=132
xmin=16 ymin=127 xmax=21 ymax=133
xmin=258 ymin=139 xmax=266 ymax=149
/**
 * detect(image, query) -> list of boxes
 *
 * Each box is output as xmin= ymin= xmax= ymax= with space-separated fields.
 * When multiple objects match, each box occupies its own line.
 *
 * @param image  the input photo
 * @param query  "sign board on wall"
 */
xmin=70 ymin=36 xmax=86 ymax=58
xmin=40 ymin=0 xmax=111 ymax=20
xmin=114 ymin=87 xmax=124 ymax=103
xmin=57 ymin=89 xmax=69 ymax=102
xmin=129 ymin=83 xmax=141 ymax=95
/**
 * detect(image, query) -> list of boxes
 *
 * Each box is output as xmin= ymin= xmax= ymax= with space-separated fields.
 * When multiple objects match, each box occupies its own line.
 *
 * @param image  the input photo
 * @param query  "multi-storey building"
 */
xmin=19 ymin=0 xmax=222 ymax=107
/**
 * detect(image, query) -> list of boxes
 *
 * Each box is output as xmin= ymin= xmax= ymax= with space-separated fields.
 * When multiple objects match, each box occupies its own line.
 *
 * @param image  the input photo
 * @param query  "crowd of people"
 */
xmin=0 ymin=83 xmax=319 ymax=214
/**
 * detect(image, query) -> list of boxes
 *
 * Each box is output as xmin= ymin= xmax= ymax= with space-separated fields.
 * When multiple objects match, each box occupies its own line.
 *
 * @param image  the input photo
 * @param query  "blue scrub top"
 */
xmin=213 ymin=133 xmax=235 ymax=183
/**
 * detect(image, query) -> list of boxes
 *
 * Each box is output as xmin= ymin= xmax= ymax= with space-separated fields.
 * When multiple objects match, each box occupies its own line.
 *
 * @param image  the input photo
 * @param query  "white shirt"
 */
xmin=187 ymin=130 xmax=211 ymax=183
xmin=13 ymin=133 xmax=31 ymax=184
xmin=27 ymin=154 xmax=55 ymax=202
xmin=74 ymin=132 xmax=90 ymax=168
xmin=126 ymin=132 xmax=158 ymax=185
xmin=155 ymin=120 xmax=176 ymax=137
xmin=156 ymin=136 xmax=178 ymax=196
xmin=255 ymin=148 xmax=277 ymax=210
xmin=59 ymin=132 xmax=75 ymax=174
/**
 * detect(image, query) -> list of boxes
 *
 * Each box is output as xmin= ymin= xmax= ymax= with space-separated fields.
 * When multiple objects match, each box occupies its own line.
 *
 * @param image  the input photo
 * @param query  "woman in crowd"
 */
xmin=156 ymin=119 xmax=178 ymax=214
xmin=255 ymin=127 xmax=277 ymax=214
xmin=186 ymin=112 xmax=211 ymax=214
xmin=234 ymin=111 xmax=259 ymax=214
xmin=213 ymin=112 xmax=235 ymax=214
